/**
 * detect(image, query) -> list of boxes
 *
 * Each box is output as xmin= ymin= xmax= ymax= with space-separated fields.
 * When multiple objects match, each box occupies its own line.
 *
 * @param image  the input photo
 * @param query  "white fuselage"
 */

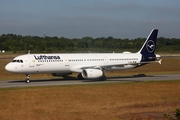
xmin=5 ymin=53 xmax=142 ymax=74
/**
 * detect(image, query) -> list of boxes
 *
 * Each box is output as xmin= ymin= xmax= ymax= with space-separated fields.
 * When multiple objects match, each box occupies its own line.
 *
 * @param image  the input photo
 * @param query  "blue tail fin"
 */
xmin=138 ymin=29 xmax=158 ymax=61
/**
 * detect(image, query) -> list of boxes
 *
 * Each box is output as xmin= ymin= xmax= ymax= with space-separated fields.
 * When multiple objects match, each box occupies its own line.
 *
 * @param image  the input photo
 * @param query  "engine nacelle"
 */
xmin=52 ymin=73 xmax=72 ymax=77
xmin=82 ymin=69 xmax=103 ymax=79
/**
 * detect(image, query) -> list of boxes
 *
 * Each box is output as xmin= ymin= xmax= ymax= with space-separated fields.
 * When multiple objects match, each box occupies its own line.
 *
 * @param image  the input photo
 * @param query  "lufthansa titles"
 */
xmin=34 ymin=55 xmax=60 ymax=60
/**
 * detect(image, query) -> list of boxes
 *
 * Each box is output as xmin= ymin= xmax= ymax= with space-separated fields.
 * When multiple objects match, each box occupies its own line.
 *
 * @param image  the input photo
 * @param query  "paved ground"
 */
xmin=0 ymin=74 xmax=180 ymax=88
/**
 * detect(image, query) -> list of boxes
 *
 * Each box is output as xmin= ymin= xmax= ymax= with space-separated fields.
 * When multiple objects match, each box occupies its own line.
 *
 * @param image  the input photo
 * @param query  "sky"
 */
xmin=0 ymin=0 xmax=180 ymax=39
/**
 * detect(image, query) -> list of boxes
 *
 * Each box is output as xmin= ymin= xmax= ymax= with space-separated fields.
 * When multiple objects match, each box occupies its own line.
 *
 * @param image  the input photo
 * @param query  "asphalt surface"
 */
xmin=0 ymin=74 xmax=180 ymax=88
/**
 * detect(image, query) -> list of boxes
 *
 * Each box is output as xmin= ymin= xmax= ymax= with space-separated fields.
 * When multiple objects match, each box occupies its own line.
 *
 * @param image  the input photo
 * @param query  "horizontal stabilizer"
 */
xmin=139 ymin=59 xmax=162 ymax=65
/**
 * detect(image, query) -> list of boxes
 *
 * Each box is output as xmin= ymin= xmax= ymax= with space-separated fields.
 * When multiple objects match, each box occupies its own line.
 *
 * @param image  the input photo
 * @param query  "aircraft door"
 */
xmin=104 ymin=56 xmax=108 ymax=64
xmin=28 ymin=55 xmax=35 ymax=67
xmin=64 ymin=56 xmax=69 ymax=66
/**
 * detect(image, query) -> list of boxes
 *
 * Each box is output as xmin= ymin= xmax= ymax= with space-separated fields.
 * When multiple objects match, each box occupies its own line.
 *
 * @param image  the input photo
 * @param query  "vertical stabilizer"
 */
xmin=138 ymin=29 xmax=158 ymax=61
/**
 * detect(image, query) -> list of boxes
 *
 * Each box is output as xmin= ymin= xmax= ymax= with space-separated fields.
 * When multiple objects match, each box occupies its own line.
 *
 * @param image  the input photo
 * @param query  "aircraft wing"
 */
xmin=69 ymin=59 xmax=162 ymax=73
xmin=70 ymin=63 xmax=125 ymax=72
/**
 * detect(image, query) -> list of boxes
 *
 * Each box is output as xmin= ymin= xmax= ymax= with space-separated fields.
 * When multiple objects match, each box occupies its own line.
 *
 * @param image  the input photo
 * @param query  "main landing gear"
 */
xmin=99 ymin=71 xmax=107 ymax=81
xmin=99 ymin=75 xmax=107 ymax=81
xmin=77 ymin=73 xmax=107 ymax=81
xmin=77 ymin=73 xmax=84 ymax=80
xmin=25 ymin=74 xmax=30 ymax=83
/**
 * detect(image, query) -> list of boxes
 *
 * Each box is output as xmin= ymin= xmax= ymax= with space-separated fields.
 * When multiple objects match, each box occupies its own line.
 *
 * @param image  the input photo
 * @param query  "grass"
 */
xmin=0 ymin=53 xmax=180 ymax=119
xmin=0 ymin=81 xmax=180 ymax=119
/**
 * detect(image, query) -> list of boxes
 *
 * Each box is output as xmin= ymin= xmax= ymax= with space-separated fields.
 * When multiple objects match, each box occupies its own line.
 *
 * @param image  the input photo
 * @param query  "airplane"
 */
xmin=5 ymin=29 xmax=162 ymax=83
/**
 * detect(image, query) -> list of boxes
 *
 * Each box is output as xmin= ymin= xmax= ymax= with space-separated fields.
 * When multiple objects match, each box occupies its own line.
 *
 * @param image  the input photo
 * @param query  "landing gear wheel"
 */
xmin=26 ymin=79 xmax=30 ymax=83
xmin=99 ymin=76 xmax=106 ymax=81
xmin=77 ymin=73 xmax=84 ymax=80
xmin=25 ymin=74 xmax=30 ymax=83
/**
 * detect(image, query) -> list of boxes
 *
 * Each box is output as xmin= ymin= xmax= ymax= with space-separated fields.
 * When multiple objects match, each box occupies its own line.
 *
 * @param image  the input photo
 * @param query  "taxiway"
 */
xmin=0 ymin=74 xmax=180 ymax=88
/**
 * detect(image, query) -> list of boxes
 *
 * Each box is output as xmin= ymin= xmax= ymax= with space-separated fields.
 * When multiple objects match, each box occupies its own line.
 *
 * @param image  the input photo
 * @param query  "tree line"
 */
xmin=0 ymin=34 xmax=180 ymax=53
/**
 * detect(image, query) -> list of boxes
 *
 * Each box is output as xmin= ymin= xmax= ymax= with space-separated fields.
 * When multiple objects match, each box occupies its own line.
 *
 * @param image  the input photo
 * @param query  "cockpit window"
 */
xmin=12 ymin=60 xmax=16 ymax=62
xmin=11 ymin=59 xmax=23 ymax=63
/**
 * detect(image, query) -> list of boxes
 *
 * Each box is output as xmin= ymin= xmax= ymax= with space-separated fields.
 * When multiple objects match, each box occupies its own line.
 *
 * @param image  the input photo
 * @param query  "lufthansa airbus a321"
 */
xmin=5 ymin=29 xmax=161 ymax=83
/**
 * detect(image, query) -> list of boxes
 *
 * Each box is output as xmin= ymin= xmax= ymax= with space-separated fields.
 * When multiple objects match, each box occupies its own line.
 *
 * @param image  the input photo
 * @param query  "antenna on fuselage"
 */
xmin=28 ymin=50 xmax=31 ymax=54
xmin=44 ymin=32 xmax=46 ymax=38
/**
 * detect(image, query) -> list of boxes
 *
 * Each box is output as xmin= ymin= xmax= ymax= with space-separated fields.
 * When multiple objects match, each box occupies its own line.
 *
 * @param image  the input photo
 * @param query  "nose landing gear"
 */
xmin=25 ymin=74 xmax=30 ymax=83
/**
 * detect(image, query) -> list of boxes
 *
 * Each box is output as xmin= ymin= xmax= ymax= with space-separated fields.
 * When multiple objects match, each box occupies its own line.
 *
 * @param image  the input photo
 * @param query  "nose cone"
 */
xmin=5 ymin=63 xmax=13 ymax=72
xmin=5 ymin=64 xmax=11 ymax=72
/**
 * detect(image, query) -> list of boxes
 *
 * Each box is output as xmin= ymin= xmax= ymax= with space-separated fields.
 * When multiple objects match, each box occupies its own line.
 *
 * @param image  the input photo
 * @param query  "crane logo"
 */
xmin=146 ymin=40 xmax=155 ymax=53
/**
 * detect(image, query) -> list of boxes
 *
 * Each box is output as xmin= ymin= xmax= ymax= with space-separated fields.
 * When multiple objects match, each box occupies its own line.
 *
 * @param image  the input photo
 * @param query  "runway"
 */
xmin=0 ymin=74 xmax=180 ymax=88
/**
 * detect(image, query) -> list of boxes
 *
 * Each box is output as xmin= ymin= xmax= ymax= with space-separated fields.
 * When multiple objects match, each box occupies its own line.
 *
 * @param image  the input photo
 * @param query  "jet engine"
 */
xmin=82 ymin=69 xmax=103 ymax=79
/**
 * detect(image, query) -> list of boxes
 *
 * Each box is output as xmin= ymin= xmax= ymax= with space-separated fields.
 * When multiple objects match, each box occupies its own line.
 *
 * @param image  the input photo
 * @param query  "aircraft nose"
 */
xmin=5 ymin=63 xmax=13 ymax=72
